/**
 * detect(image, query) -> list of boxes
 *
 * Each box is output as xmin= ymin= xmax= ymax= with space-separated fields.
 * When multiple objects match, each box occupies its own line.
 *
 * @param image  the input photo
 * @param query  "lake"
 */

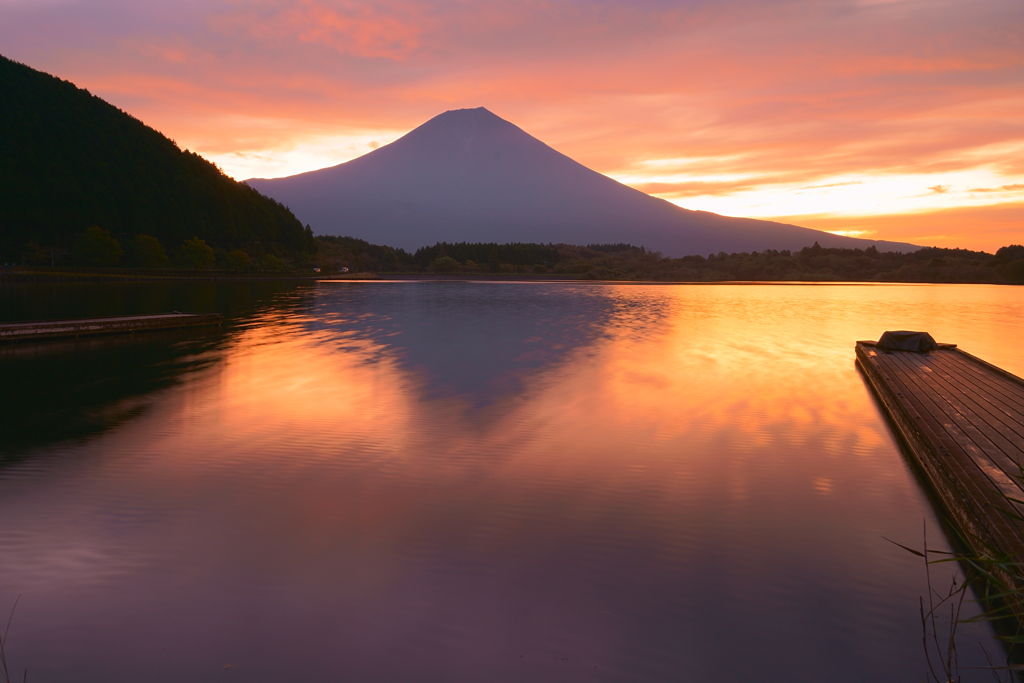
xmin=2 ymin=280 xmax=1023 ymax=682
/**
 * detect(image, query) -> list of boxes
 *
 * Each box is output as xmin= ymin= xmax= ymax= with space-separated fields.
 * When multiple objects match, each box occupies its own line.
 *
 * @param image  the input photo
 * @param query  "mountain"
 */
xmin=0 ymin=54 xmax=314 ymax=262
xmin=247 ymin=107 xmax=917 ymax=256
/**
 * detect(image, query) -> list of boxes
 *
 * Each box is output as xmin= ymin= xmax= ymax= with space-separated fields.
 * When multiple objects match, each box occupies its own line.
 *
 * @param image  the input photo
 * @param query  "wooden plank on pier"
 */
xmin=0 ymin=313 xmax=222 ymax=342
xmin=856 ymin=340 xmax=1024 ymax=610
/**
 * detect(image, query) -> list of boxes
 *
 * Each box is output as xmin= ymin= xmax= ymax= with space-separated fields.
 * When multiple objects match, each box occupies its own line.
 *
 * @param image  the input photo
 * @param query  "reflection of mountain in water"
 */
xmin=306 ymin=282 xmax=671 ymax=408
xmin=0 ymin=281 xmax=674 ymax=459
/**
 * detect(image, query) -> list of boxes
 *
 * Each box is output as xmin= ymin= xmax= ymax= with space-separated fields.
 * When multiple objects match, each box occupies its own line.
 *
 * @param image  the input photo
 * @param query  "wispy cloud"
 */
xmin=630 ymin=179 xmax=766 ymax=198
xmin=800 ymin=181 xmax=864 ymax=191
xmin=826 ymin=230 xmax=875 ymax=238
xmin=969 ymin=183 xmax=1024 ymax=193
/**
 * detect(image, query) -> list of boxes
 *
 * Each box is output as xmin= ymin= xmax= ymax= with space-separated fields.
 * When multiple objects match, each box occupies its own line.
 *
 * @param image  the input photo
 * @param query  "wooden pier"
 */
xmin=857 ymin=340 xmax=1024 ymax=602
xmin=0 ymin=312 xmax=223 ymax=342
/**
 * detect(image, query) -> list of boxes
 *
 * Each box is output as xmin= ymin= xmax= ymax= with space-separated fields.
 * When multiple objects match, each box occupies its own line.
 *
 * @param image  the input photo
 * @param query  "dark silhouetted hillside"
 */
xmin=0 ymin=54 xmax=314 ymax=264
xmin=249 ymin=107 xmax=919 ymax=257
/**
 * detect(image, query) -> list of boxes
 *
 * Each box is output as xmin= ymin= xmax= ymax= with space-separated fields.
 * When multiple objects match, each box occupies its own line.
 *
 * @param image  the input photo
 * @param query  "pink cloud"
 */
xmin=210 ymin=0 xmax=429 ymax=60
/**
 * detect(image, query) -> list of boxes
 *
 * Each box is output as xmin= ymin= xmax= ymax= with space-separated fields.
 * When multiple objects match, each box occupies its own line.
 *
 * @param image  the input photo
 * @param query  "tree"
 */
xmin=179 ymin=236 xmax=215 ymax=269
xmin=127 ymin=234 xmax=170 ymax=268
xmin=226 ymin=249 xmax=252 ymax=270
xmin=259 ymin=254 xmax=287 ymax=271
xmin=996 ymin=245 xmax=1024 ymax=262
xmin=75 ymin=226 xmax=122 ymax=266
xmin=1003 ymin=258 xmax=1024 ymax=284
xmin=430 ymin=256 xmax=462 ymax=273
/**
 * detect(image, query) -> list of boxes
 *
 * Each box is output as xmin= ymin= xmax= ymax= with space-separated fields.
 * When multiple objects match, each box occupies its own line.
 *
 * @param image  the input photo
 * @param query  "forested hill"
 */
xmin=0 ymin=54 xmax=314 ymax=264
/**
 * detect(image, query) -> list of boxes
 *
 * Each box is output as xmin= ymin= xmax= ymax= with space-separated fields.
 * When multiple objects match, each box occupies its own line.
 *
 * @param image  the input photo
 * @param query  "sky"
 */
xmin=1 ymin=0 xmax=1022 ymax=251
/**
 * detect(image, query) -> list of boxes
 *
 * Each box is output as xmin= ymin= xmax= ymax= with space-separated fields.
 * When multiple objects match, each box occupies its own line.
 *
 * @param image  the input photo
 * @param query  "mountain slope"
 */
xmin=248 ymin=107 xmax=917 ymax=256
xmin=0 ymin=54 xmax=314 ymax=260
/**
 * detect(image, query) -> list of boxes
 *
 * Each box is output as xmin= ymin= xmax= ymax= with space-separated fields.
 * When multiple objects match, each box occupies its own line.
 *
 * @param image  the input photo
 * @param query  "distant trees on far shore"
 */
xmin=312 ymin=236 xmax=1024 ymax=284
xmin=13 ymin=229 xmax=1024 ymax=284
xmin=552 ymin=241 xmax=1024 ymax=284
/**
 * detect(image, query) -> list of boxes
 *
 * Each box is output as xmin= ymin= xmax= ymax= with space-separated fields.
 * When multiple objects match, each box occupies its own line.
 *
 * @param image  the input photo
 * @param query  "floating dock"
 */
xmin=0 ymin=312 xmax=223 ymax=342
xmin=857 ymin=340 xmax=1024 ymax=601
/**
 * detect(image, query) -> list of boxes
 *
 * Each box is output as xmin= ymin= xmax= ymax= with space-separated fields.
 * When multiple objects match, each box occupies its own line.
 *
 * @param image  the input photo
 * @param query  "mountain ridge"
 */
xmin=247 ymin=107 xmax=919 ymax=256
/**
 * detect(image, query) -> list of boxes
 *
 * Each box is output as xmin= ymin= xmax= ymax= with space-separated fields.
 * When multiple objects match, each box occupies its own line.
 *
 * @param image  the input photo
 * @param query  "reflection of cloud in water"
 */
xmin=304 ymin=283 xmax=673 ymax=408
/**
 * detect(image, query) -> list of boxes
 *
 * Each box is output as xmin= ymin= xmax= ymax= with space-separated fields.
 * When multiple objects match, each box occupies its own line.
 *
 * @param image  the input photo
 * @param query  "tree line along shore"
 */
xmin=320 ymin=237 xmax=1024 ymax=283
xmin=6 ymin=231 xmax=1024 ymax=284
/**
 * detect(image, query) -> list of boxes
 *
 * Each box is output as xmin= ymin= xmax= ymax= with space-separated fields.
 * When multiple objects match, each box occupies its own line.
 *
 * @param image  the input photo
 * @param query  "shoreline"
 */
xmin=2 ymin=266 xmax=1020 ymax=286
xmin=0 ymin=266 xmax=376 ymax=283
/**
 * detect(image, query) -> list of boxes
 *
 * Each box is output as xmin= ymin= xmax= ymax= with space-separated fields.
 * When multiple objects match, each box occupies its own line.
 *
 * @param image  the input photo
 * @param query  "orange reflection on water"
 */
xmin=176 ymin=319 xmax=419 ymax=467
xmin=121 ymin=283 xmax=1024 ymax=510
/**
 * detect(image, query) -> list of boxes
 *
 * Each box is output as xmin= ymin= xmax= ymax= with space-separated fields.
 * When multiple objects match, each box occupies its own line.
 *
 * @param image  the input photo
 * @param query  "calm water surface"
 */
xmin=2 ymin=281 xmax=1023 ymax=682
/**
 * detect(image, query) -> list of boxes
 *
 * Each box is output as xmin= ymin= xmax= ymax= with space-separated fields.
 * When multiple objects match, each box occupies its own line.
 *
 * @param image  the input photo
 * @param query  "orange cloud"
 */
xmin=771 ymin=201 xmax=1024 ymax=252
xmin=632 ymin=180 xmax=767 ymax=198
xmin=969 ymin=184 xmax=1024 ymax=194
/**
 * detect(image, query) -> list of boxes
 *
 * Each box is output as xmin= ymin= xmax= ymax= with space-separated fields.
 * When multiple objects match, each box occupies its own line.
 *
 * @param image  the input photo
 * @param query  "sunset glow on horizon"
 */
xmin=2 ymin=0 xmax=1021 ymax=251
